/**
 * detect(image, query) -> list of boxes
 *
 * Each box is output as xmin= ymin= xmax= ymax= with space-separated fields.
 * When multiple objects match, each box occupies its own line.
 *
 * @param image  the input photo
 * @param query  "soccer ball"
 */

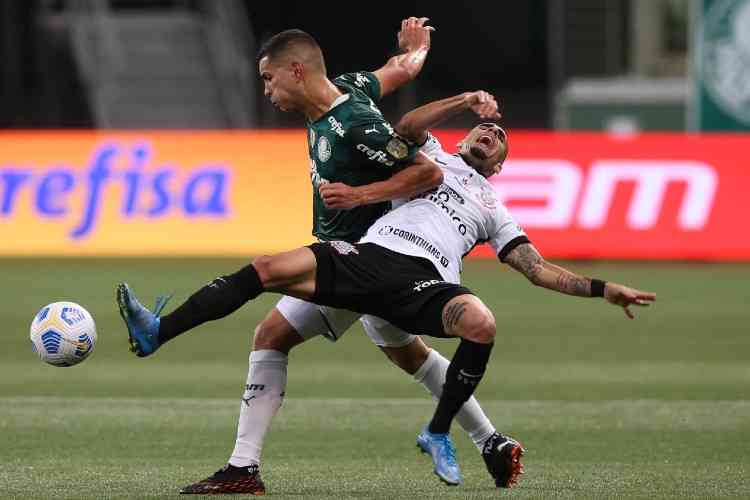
xmin=30 ymin=302 xmax=97 ymax=367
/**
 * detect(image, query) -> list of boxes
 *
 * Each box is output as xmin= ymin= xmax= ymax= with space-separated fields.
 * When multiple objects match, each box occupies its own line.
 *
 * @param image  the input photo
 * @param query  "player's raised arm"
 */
xmin=502 ymin=243 xmax=656 ymax=319
xmin=372 ymin=17 xmax=434 ymax=98
xmin=396 ymin=91 xmax=502 ymax=144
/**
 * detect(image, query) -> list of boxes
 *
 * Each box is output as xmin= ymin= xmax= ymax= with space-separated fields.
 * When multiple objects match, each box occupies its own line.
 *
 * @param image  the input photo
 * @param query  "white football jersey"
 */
xmin=361 ymin=133 xmax=528 ymax=284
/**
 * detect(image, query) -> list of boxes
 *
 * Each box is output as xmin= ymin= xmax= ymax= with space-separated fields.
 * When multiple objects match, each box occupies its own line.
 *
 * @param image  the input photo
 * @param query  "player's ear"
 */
xmin=291 ymin=61 xmax=305 ymax=82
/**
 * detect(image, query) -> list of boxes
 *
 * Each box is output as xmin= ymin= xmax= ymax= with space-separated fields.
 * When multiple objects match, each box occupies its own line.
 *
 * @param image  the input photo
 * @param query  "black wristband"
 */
xmin=590 ymin=279 xmax=606 ymax=298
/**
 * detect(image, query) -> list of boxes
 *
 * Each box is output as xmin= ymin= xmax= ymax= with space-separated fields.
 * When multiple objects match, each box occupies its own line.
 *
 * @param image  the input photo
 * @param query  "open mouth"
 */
xmin=477 ymin=135 xmax=494 ymax=148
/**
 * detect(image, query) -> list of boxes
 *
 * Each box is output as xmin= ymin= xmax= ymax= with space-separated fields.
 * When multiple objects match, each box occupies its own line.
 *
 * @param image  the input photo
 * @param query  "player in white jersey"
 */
xmin=117 ymin=90 xmax=656 ymax=490
xmin=362 ymin=133 xmax=522 ymax=286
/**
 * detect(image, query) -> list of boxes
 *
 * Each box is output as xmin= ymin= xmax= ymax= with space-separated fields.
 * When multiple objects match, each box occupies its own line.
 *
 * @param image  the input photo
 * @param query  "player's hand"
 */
xmin=319 ymin=182 xmax=364 ymax=209
xmin=398 ymin=17 xmax=434 ymax=53
xmin=603 ymin=282 xmax=656 ymax=319
xmin=464 ymin=91 xmax=502 ymax=120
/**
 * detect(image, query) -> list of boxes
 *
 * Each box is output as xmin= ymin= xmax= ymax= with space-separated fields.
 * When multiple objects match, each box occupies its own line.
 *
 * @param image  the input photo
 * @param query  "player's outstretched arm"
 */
xmin=396 ymin=91 xmax=502 ymax=144
xmin=372 ymin=17 xmax=434 ymax=97
xmin=503 ymin=243 xmax=656 ymax=319
xmin=319 ymin=151 xmax=442 ymax=209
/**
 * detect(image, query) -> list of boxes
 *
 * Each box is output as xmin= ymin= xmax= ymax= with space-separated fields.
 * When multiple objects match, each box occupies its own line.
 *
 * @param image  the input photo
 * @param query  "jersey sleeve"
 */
xmin=348 ymin=120 xmax=420 ymax=170
xmin=488 ymin=205 xmax=531 ymax=262
xmin=333 ymin=72 xmax=382 ymax=102
xmin=419 ymin=132 xmax=444 ymax=157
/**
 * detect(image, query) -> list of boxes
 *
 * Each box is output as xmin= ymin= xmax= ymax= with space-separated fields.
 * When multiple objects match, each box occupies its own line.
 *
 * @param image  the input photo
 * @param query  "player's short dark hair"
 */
xmin=256 ymin=29 xmax=325 ymax=71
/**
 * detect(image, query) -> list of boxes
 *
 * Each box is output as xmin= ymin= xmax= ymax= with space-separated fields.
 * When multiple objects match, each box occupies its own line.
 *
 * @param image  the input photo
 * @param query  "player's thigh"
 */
xmin=441 ymin=294 xmax=496 ymax=344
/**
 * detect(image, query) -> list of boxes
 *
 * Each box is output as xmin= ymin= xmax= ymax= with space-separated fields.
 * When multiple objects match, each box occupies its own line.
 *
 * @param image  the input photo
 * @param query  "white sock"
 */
xmin=413 ymin=348 xmax=496 ymax=451
xmin=229 ymin=349 xmax=288 ymax=467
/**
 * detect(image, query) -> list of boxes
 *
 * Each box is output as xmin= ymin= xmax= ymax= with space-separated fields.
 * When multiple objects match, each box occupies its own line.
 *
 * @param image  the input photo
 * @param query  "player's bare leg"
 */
xmin=251 ymin=248 xmax=318 ymax=297
xmin=380 ymin=338 xmax=430 ymax=374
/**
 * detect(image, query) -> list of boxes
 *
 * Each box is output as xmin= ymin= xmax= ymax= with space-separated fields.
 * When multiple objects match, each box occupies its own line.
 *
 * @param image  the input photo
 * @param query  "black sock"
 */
xmin=158 ymin=264 xmax=264 ymax=344
xmin=428 ymin=339 xmax=494 ymax=434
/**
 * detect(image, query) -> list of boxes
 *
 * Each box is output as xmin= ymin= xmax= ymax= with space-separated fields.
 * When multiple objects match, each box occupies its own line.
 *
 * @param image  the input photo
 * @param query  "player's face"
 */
xmin=459 ymin=123 xmax=508 ymax=177
xmin=258 ymin=56 xmax=299 ymax=112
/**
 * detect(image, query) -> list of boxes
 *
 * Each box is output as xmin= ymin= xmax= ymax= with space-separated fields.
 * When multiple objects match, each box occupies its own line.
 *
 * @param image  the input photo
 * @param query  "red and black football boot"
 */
xmin=179 ymin=463 xmax=266 ymax=495
xmin=481 ymin=433 xmax=525 ymax=488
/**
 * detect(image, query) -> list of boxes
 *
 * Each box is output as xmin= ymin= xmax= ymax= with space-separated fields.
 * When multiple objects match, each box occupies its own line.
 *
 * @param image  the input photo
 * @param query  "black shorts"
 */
xmin=309 ymin=241 xmax=474 ymax=338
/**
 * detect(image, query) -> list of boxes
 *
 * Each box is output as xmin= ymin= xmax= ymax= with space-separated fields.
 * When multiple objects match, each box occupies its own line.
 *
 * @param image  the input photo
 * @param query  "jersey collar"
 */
xmin=329 ymin=93 xmax=350 ymax=110
xmin=309 ymin=93 xmax=350 ymax=126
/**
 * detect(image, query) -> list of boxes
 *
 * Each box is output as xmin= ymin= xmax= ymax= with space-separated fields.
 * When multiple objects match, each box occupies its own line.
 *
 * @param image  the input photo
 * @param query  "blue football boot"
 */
xmin=416 ymin=426 xmax=463 ymax=486
xmin=116 ymin=282 xmax=171 ymax=357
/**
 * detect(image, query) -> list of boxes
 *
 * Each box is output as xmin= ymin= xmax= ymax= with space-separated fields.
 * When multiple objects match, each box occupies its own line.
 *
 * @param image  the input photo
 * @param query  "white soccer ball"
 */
xmin=30 ymin=302 xmax=97 ymax=367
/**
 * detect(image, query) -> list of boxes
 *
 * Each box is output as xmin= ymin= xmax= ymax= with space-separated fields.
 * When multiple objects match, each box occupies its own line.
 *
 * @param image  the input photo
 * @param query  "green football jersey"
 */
xmin=307 ymin=71 xmax=420 ymax=242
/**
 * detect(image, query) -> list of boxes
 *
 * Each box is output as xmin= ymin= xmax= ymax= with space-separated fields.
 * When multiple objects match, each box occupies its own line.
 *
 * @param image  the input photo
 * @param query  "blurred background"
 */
xmin=0 ymin=0 xmax=730 ymax=131
xmin=1 ymin=3 xmax=748 ymax=498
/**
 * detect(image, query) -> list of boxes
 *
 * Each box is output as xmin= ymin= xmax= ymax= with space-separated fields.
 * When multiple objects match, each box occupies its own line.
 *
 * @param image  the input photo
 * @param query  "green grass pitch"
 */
xmin=1 ymin=258 xmax=748 ymax=499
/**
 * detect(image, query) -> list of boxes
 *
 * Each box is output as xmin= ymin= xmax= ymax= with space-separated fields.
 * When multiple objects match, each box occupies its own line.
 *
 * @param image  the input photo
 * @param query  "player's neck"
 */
xmin=301 ymin=76 xmax=343 ymax=122
xmin=458 ymin=152 xmax=492 ymax=178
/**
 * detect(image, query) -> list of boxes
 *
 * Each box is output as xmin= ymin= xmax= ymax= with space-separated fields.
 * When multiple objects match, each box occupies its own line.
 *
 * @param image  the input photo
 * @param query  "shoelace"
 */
xmin=435 ymin=434 xmax=458 ymax=467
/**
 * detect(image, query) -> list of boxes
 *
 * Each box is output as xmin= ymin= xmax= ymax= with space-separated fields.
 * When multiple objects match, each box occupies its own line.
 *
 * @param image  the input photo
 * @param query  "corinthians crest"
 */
xmin=702 ymin=0 xmax=750 ymax=125
xmin=329 ymin=241 xmax=359 ymax=255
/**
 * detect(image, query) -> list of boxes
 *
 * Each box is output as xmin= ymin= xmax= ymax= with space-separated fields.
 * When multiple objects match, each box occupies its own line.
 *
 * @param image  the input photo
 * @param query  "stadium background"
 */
xmin=1 ymin=1 xmax=748 ymax=498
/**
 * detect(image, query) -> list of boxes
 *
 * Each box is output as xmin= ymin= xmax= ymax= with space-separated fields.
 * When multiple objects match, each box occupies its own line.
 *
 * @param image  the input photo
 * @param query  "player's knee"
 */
xmin=253 ymin=255 xmax=285 ymax=287
xmin=461 ymin=305 xmax=496 ymax=344
xmin=251 ymin=255 xmax=276 ymax=286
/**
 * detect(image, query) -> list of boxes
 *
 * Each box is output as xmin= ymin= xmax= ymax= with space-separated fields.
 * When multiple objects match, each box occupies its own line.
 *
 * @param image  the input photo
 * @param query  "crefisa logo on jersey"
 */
xmin=317 ymin=136 xmax=332 ymax=162
xmin=703 ymin=0 xmax=750 ymax=124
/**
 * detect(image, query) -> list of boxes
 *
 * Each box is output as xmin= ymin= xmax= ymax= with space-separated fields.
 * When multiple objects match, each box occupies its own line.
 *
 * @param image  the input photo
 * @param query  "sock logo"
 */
xmin=457 ymin=369 xmax=483 ymax=386
xmin=241 ymin=384 xmax=265 ymax=406
xmin=207 ymin=277 xmax=227 ymax=289
xmin=241 ymin=395 xmax=256 ymax=406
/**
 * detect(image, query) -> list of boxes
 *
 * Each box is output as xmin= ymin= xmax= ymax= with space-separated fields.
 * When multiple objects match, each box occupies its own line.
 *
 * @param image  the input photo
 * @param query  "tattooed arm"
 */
xmin=504 ymin=243 xmax=590 ymax=296
xmin=503 ymin=243 xmax=657 ymax=318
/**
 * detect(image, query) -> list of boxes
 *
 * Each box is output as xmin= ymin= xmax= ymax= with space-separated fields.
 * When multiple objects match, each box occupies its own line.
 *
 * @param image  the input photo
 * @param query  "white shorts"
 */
xmin=275 ymin=295 xmax=416 ymax=348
